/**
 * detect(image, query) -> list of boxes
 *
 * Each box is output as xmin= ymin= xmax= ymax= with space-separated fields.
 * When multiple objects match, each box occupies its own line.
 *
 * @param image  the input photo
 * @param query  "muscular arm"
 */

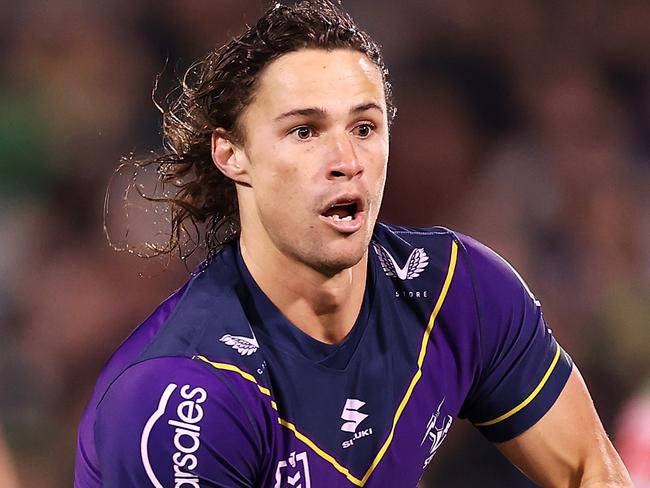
xmin=457 ymin=235 xmax=632 ymax=486
xmin=496 ymin=366 xmax=632 ymax=488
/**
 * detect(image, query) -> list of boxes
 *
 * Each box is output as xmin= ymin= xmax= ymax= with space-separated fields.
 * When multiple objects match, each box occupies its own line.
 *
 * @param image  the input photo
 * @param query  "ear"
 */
xmin=211 ymin=129 xmax=251 ymax=185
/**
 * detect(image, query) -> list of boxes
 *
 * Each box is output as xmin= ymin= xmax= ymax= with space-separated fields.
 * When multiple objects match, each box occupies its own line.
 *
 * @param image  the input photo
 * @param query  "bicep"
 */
xmin=95 ymin=358 xmax=262 ymax=488
xmin=496 ymin=366 xmax=631 ymax=488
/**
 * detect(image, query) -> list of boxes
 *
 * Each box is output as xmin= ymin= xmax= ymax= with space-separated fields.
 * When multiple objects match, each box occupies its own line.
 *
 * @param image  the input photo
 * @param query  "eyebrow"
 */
xmin=274 ymin=102 xmax=384 ymax=121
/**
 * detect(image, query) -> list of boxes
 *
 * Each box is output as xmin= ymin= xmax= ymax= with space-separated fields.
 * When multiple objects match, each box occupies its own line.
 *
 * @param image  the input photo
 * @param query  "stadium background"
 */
xmin=0 ymin=0 xmax=649 ymax=486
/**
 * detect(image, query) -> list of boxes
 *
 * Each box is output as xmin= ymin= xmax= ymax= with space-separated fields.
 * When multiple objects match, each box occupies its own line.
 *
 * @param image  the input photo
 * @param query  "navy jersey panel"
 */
xmin=455 ymin=233 xmax=573 ymax=442
xmin=74 ymin=223 xmax=573 ymax=487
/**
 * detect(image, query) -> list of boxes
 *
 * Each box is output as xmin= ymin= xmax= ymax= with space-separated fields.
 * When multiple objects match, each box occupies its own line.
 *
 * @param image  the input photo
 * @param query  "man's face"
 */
xmin=233 ymin=48 xmax=389 ymax=274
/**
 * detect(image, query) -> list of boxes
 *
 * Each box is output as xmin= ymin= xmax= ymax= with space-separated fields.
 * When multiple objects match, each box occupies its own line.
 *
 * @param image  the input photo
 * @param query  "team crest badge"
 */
xmin=421 ymin=398 xmax=453 ymax=468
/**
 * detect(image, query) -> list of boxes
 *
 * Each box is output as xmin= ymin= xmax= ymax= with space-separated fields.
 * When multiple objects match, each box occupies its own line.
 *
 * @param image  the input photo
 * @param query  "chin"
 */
xmin=324 ymin=251 xmax=365 ymax=272
xmin=273 ymin=220 xmax=373 ymax=275
xmin=308 ymin=235 xmax=369 ymax=275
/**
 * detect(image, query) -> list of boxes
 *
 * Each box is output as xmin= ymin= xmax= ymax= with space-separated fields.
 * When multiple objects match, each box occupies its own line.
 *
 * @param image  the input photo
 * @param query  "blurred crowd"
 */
xmin=0 ymin=1 xmax=648 ymax=486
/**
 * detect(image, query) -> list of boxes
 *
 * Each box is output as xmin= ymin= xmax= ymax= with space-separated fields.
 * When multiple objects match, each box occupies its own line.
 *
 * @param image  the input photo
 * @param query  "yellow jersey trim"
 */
xmin=473 ymin=342 xmax=562 ymax=427
xmin=194 ymin=239 xmax=459 ymax=487
xmin=358 ymin=239 xmax=458 ymax=485
xmin=278 ymin=418 xmax=362 ymax=483
xmin=193 ymin=357 xmax=277 ymax=406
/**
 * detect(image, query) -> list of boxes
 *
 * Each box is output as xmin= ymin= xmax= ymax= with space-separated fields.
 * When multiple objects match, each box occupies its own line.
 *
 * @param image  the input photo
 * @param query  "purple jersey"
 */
xmin=74 ymin=224 xmax=572 ymax=487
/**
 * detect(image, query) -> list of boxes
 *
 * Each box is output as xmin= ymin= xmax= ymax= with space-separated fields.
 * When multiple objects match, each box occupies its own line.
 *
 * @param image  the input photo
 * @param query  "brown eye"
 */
xmin=295 ymin=127 xmax=313 ymax=140
xmin=354 ymin=123 xmax=374 ymax=138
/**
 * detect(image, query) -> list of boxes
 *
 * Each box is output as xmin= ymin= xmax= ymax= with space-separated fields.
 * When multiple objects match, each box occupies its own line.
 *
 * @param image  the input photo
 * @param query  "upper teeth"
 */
xmin=333 ymin=215 xmax=353 ymax=221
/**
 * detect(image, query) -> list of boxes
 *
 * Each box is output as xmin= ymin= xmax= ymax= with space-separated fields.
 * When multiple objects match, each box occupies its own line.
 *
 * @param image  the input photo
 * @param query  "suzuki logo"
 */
xmin=340 ymin=399 xmax=368 ymax=433
xmin=340 ymin=399 xmax=374 ymax=449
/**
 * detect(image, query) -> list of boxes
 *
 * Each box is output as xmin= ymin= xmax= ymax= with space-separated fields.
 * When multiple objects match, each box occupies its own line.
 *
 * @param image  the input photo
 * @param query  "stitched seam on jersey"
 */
xmin=391 ymin=231 xmax=452 ymax=235
xmin=96 ymin=354 xmax=190 ymax=409
xmin=379 ymin=222 xmax=453 ymax=237
xmin=473 ymin=342 xmax=562 ymax=427
xmin=453 ymin=235 xmax=486 ymax=414
xmin=195 ymin=240 xmax=459 ymax=487
xmin=136 ymin=281 xmax=202 ymax=368
xmin=377 ymin=223 xmax=452 ymax=248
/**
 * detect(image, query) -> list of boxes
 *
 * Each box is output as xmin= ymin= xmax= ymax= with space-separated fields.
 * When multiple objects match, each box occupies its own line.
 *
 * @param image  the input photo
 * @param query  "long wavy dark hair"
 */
xmin=109 ymin=0 xmax=395 ymax=262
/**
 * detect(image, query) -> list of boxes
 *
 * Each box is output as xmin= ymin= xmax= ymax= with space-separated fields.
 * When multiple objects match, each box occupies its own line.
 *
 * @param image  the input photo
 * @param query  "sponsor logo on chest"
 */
xmin=340 ymin=398 xmax=374 ymax=449
xmin=373 ymin=243 xmax=431 ymax=299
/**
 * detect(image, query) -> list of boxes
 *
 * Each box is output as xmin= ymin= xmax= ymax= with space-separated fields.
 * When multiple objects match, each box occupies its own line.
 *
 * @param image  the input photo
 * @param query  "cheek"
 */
xmin=366 ymin=150 xmax=389 ymax=216
xmin=273 ymin=144 xmax=321 ymax=191
xmin=255 ymin=156 xmax=313 ymax=218
xmin=365 ymin=145 xmax=389 ymax=186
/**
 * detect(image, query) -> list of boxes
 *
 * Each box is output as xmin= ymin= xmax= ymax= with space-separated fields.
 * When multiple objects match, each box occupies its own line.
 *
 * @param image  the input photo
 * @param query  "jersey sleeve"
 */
xmin=94 ymin=356 xmax=265 ymax=487
xmin=457 ymin=234 xmax=573 ymax=443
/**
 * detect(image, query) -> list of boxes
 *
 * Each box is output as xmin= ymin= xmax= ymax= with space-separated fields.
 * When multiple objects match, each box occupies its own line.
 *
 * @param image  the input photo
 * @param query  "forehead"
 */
xmin=249 ymin=48 xmax=386 ymax=117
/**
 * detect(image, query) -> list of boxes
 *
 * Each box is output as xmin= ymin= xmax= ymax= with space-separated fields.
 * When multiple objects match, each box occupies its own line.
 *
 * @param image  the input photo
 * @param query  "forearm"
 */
xmin=500 ymin=441 xmax=632 ymax=488
xmin=498 ymin=368 xmax=633 ymax=488
xmin=578 ymin=449 xmax=632 ymax=488
xmin=577 ymin=429 xmax=632 ymax=488
xmin=580 ymin=479 xmax=632 ymax=488
xmin=580 ymin=483 xmax=631 ymax=488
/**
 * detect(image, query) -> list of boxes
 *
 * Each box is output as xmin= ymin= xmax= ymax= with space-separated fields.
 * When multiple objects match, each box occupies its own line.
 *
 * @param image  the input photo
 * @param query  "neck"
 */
xmin=239 ymin=232 xmax=367 ymax=345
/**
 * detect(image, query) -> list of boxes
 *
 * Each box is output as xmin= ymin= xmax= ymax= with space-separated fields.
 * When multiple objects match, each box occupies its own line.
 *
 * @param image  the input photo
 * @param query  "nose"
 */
xmin=327 ymin=132 xmax=363 ymax=180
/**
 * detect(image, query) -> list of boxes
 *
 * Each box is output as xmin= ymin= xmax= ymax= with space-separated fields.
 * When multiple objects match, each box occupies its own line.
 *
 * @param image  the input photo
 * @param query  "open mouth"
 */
xmin=319 ymin=196 xmax=365 ymax=233
xmin=321 ymin=200 xmax=359 ymax=222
